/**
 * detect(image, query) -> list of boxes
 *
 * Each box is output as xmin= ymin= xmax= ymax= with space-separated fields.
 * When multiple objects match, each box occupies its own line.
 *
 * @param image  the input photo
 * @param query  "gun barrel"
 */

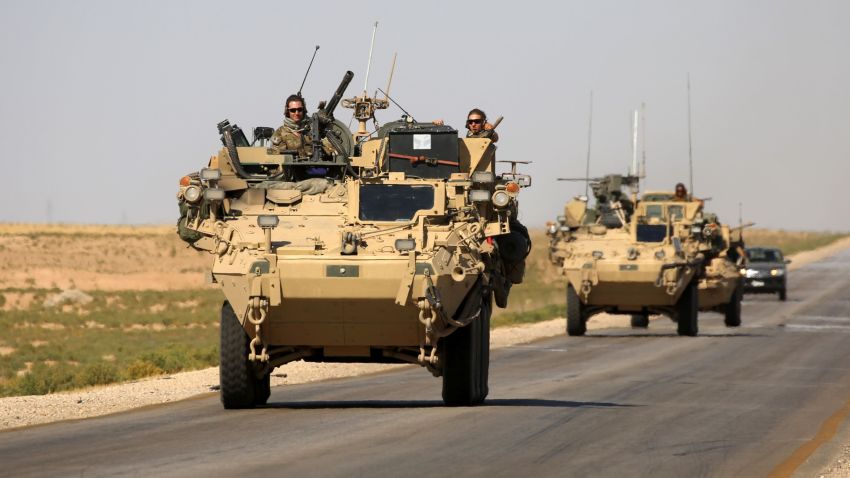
xmin=323 ymin=70 xmax=354 ymax=117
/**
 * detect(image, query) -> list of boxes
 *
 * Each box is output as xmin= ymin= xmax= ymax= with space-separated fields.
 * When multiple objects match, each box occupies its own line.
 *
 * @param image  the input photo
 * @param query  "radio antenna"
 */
xmin=640 ymin=102 xmax=646 ymax=180
xmin=364 ymin=22 xmax=378 ymax=93
xmin=687 ymin=73 xmax=694 ymax=200
xmin=378 ymin=88 xmax=415 ymax=122
xmin=383 ymin=52 xmax=397 ymax=99
xmin=297 ymin=45 xmax=320 ymax=97
xmin=584 ymin=91 xmax=593 ymax=198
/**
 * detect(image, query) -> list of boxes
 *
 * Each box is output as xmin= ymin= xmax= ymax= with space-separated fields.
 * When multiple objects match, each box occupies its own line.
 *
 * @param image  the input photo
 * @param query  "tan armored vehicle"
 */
xmin=548 ymin=176 xmax=702 ymax=337
xmin=176 ymin=71 xmax=531 ymax=408
xmin=639 ymin=191 xmax=745 ymax=328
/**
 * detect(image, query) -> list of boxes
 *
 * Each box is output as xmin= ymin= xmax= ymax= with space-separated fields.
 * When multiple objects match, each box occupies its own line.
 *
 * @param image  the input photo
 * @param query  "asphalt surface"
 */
xmin=3 ymin=250 xmax=850 ymax=477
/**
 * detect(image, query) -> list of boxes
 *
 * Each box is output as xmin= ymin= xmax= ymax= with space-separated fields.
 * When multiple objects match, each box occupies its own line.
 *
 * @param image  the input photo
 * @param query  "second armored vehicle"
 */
xmin=548 ymin=175 xmax=702 ymax=337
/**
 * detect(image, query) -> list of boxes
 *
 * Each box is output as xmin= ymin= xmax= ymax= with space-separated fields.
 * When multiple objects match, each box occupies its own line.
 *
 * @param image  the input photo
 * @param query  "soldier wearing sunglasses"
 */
xmin=433 ymin=108 xmax=500 ymax=143
xmin=464 ymin=108 xmax=499 ymax=143
xmin=270 ymin=94 xmax=315 ymax=157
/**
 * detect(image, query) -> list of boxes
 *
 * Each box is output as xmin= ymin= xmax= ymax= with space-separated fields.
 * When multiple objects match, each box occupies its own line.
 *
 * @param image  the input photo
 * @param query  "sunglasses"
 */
xmin=288 ymin=108 xmax=305 ymax=114
xmin=467 ymin=118 xmax=483 ymax=125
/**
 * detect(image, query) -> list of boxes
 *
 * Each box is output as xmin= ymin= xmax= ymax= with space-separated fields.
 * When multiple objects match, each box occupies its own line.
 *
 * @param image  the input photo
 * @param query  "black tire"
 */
xmin=254 ymin=372 xmax=271 ymax=405
xmin=630 ymin=313 xmax=650 ymax=329
xmin=566 ymin=284 xmax=586 ymax=336
xmin=724 ymin=285 xmax=743 ymax=327
xmin=676 ymin=281 xmax=699 ymax=337
xmin=220 ymin=301 xmax=261 ymax=409
xmin=442 ymin=292 xmax=491 ymax=406
xmin=779 ymin=289 xmax=787 ymax=301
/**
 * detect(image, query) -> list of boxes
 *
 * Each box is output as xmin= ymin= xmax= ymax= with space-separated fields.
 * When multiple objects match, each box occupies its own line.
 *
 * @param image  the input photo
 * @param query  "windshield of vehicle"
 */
xmin=359 ymin=184 xmax=435 ymax=222
xmin=747 ymin=248 xmax=783 ymax=263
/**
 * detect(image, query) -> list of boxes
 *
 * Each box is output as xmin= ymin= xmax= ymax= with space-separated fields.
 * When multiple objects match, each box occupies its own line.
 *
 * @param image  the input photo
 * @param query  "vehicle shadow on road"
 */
xmin=263 ymin=398 xmax=636 ymax=410
xmin=581 ymin=332 xmax=767 ymax=338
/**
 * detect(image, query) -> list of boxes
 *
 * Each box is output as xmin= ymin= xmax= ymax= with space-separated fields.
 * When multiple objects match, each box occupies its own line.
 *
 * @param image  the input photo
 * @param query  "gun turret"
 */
xmin=311 ymin=71 xmax=354 ymax=162
xmin=323 ymin=70 xmax=354 ymax=118
xmin=558 ymin=174 xmax=639 ymax=227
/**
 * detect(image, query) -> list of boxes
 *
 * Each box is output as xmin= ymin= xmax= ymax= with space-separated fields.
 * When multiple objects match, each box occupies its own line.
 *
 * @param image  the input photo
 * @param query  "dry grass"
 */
xmin=0 ymin=223 xmax=174 ymax=236
xmin=741 ymin=229 xmax=849 ymax=256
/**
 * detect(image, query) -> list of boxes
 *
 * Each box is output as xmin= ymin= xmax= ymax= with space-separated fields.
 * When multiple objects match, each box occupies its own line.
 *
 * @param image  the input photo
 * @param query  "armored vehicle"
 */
xmin=548 ymin=176 xmax=702 ymax=337
xmin=176 ymin=71 xmax=531 ymax=408
xmin=638 ymin=191 xmax=745 ymax=328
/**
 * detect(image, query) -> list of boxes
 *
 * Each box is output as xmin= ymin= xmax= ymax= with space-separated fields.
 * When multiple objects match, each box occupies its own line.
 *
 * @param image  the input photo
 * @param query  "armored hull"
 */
xmin=177 ymin=81 xmax=530 ymax=408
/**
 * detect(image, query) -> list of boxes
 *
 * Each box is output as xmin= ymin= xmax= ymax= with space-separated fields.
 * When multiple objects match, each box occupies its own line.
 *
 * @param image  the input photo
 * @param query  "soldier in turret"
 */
xmin=269 ymin=94 xmax=312 ymax=157
xmin=674 ymin=182 xmax=688 ymax=201
xmin=432 ymin=108 xmax=499 ymax=143
xmin=464 ymin=108 xmax=499 ymax=143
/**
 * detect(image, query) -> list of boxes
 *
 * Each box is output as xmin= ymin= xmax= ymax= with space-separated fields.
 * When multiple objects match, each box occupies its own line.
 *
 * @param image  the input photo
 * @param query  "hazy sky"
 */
xmin=1 ymin=0 xmax=848 ymax=230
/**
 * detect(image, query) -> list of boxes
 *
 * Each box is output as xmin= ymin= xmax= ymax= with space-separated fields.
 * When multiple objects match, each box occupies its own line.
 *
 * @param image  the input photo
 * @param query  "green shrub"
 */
xmin=125 ymin=360 xmax=164 ymax=380
xmin=76 ymin=363 xmax=119 ymax=387
xmin=14 ymin=363 xmax=77 ymax=395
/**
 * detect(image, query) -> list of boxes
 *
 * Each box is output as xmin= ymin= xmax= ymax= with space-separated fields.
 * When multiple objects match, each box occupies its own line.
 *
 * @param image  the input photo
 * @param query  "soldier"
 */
xmin=674 ymin=182 xmax=688 ymax=201
xmin=269 ymin=94 xmax=312 ymax=157
xmin=464 ymin=108 xmax=499 ymax=143
xmin=432 ymin=108 xmax=499 ymax=143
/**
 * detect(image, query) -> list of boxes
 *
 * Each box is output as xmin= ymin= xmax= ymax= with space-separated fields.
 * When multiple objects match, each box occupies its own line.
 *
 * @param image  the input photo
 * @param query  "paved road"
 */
xmin=2 ymin=250 xmax=850 ymax=477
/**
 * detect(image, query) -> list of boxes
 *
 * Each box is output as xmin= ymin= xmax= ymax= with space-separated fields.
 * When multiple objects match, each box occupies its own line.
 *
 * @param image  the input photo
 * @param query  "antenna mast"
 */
xmin=342 ymin=23 xmax=390 ymax=142
xmin=631 ymin=109 xmax=639 ymax=177
xmin=383 ymin=52 xmax=397 ymax=99
xmin=640 ymin=102 xmax=646 ymax=180
xmin=363 ymin=21 xmax=378 ymax=94
xmin=584 ymin=91 xmax=593 ymax=198
xmin=687 ymin=73 xmax=694 ymax=199
xmin=297 ymin=45 xmax=320 ymax=97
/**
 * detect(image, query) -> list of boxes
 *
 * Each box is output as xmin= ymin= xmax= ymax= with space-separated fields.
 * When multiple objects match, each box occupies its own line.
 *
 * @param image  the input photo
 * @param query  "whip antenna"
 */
xmin=687 ymin=73 xmax=694 ymax=199
xmin=297 ymin=45 xmax=320 ymax=97
xmin=383 ymin=52 xmax=397 ymax=99
xmin=584 ymin=91 xmax=593 ymax=198
xmin=364 ymin=22 xmax=378 ymax=93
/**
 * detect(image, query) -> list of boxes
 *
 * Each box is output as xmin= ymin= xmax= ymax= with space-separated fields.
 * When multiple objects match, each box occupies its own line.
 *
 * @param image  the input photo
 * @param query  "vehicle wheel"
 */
xmin=724 ymin=285 xmax=742 ymax=327
xmin=676 ymin=281 xmax=699 ymax=337
xmin=220 ymin=301 xmax=260 ymax=409
xmin=566 ymin=284 xmax=586 ymax=336
xmin=630 ymin=313 xmax=649 ymax=329
xmin=779 ymin=289 xmax=787 ymax=301
xmin=442 ymin=291 xmax=490 ymax=406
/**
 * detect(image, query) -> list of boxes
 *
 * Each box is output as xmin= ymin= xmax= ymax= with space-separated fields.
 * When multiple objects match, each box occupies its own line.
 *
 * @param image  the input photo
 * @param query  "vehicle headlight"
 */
xmin=771 ymin=268 xmax=785 ymax=277
xmin=491 ymin=190 xmax=511 ymax=208
xmin=200 ymin=168 xmax=222 ymax=181
xmin=739 ymin=267 xmax=747 ymax=275
xmin=592 ymin=250 xmax=604 ymax=259
xmin=547 ymin=223 xmax=558 ymax=235
xmin=183 ymin=185 xmax=202 ymax=203
xmin=203 ymin=188 xmax=225 ymax=201
xmin=691 ymin=226 xmax=702 ymax=235
xmin=471 ymin=171 xmax=495 ymax=184
xmin=395 ymin=238 xmax=416 ymax=252
xmin=655 ymin=250 xmax=666 ymax=260
xmin=469 ymin=189 xmax=491 ymax=202
xmin=257 ymin=215 xmax=280 ymax=228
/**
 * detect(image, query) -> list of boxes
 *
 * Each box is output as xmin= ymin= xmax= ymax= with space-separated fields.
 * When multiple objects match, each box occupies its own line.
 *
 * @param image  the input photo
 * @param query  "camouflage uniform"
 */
xmin=467 ymin=129 xmax=499 ymax=143
xmin=269 ymin=118 xmax=312 ymax=157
